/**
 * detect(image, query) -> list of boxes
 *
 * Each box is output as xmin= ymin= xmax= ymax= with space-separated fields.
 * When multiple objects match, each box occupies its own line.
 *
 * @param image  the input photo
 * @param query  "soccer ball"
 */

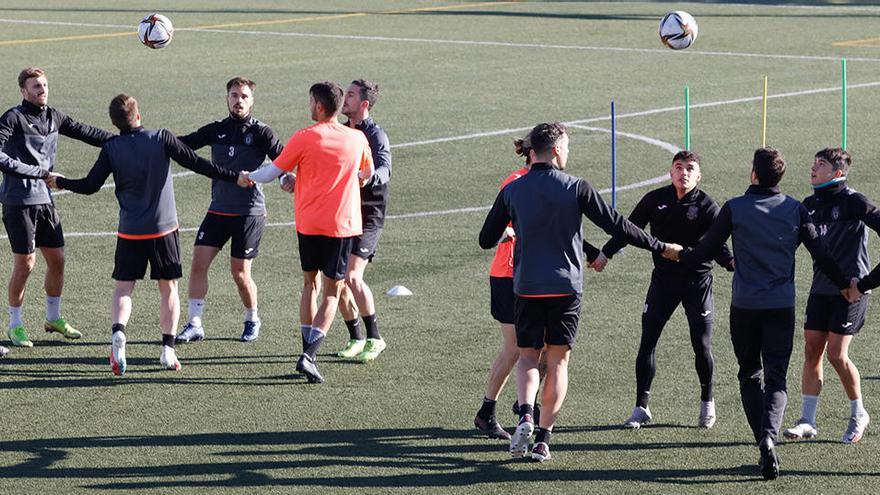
xmin=138 ymin=13 xmax=174 ymax=49
xmin=659 ymin=11 xmax=698 ymax=50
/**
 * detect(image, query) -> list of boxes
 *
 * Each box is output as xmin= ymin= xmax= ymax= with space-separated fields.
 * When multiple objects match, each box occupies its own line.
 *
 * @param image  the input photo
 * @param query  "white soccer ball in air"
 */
xmin=138 ymin=13 xmax=174 ymax=49
xmin=659 ymin=11 xmax=698 ymax=50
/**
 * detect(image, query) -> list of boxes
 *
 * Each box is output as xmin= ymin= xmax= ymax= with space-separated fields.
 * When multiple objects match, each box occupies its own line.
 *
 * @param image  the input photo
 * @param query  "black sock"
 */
xmin=518 ymin=403 xmax=534 ymax=420
xmin=345 ymin=319 xmax=364 ymax=340
xmin=535 ymin=427 xmax=552 ymax=445
xmin=700 ymin=382 xmax=713 ymax=402
xmin=637 ymin=391 xmax=651 ymax=409
xmin=304 ymin=331 xmax=325 ymax=360
xmin=111 ymin=323 xmax=125 ymax=335
xmin=363 ymin=314 xmax=381 ymax=340
xmin=300 ymin=326 xmax=310 ymax=354
xmin=162 ymin=334 xmax=175 ymax=348
xmin=477 ymin=397 xmax=497 ymax=420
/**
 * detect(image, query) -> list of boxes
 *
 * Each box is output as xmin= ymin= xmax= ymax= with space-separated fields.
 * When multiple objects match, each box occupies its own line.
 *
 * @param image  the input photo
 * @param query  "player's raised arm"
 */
xmin=54 ymin=147 xmax=113 ymax=194
xmin=577 ymin=178 xmax=665 ymax=253
xmin=176 ymin=122 xmax=215 ymax=150
xmin=58 ymin=110 xmax=113 ymax=148
xmin=159 ymin=129 xmax=239 ymax=183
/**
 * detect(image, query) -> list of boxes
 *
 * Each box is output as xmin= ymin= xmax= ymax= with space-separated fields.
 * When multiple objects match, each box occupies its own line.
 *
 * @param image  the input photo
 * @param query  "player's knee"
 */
xmin=803 ymin=341 xmax=826 ymax=361
xmin=345 ymin=273 xmax=363 ymax=291
xmin=827 ymin=350 xmax=849 ymax=368
xmin=13 ymin=256 xmax=36 ymax=274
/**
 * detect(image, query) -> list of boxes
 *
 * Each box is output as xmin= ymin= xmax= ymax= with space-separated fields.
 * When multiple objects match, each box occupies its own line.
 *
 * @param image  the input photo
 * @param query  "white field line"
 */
xmin=395 ymin=80 xmax=880 ymax=148
xmin=3 ymin=17 xmax=880 ymax=63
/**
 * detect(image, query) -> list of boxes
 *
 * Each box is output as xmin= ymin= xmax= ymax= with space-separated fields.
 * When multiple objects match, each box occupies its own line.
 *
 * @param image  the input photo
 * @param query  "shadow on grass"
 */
xmin=0 ymin=428 xmax=876 ymax=490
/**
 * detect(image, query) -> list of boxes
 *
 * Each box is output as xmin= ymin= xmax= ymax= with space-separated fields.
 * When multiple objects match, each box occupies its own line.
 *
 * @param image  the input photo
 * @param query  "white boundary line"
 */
xmin=3 ymin=17 xmax=880 ymax=63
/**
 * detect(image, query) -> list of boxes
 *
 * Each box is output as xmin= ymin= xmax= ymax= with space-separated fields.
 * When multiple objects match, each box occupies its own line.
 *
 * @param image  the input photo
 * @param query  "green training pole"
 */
xmin=684 ymin=86 xmax=690 ymax=150
xmin=842 ymin=58 xmax=847 ymax=149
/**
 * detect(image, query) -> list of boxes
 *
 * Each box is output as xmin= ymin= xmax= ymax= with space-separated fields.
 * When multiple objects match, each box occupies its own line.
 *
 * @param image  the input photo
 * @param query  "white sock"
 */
xmin=308 ymin=327 xmax=326 ymax=344
xmin=244 ymin=307 xmax=259 ymax=322
xmin=188 ymin=299 xmax=205 ymax=327
xmin=8 ymin=306 xmax=22 ymax=329
xmin=851 ymin=398 xmax=867 ymax=418
xmin=46 ymin=296 xmax=61 ymax=321
xmin=802 ymin=394 xmax=820 ymax=425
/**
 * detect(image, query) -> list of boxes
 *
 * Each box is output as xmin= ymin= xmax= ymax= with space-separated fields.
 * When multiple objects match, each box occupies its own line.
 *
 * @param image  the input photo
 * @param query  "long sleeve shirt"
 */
xmin=680 ymin=184 xmax=848 ymax=309
xmin=601 ymin=184 xmax=734 ymax=278
xmin=479 ymin=163 xmax=665 ymax=296
xmin=57 ymin=127 xmax=238 ymax=238
xmin=0 ymin=99 xmax=112 ymax=205
xmin=178 ymin=115 xmax=282 ymax=216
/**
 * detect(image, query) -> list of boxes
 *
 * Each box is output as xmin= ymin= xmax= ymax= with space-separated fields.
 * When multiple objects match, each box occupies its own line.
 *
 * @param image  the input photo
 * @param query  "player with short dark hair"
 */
xmin=784 ymin=148 xmax=875 ymax=444
xmin=248 ymin=81 xmax=374 ymax=384
xmin=175 ymin=77 xmax=283 ymax=344
xmin=480 ymin=122 xmax=672 ymax=462
xmin=593 ymin=150 xmax=734 ymax=429
xmin=673 ymin=147 xmax=851 ymax=480
xmin=50 ymin=94 xmax=250 ymax=375
xmin=1 ymin=67 xmax=113 ymax=348
xmin=327 ymin=79 xmax=392 ymax=362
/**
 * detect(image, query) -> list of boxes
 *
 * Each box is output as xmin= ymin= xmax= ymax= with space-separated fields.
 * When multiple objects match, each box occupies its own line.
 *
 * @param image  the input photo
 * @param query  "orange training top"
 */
xmin=488 ymin=167 xmax=529 ymax=278
xmin=274 ymin=121 xmax=374 ymax=237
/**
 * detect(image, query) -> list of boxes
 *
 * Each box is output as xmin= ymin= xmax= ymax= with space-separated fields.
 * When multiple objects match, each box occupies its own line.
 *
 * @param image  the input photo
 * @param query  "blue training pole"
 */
xmin=611 ymin=100 xmax=617 ymax=209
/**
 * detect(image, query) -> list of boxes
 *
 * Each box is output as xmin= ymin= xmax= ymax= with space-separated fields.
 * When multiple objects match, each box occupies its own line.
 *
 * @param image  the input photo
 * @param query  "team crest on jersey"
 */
xmin=831 ymin=206 xmax=840 ymax=220
xmin=686 ymin=205 xmax=699 ymax=220
xmin=244 ymin=134 xmax=253 ymax=145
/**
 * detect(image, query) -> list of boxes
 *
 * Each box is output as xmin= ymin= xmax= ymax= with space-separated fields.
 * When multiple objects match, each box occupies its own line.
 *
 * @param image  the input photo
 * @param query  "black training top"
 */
xmin=803 ymin=180 xmax=880 ymax=295
xmin=681 ymin=185 xmax=848 ymax=309
xmin=178 ymin=115 xmax=283 ymax=216
xmin=0 ymin=99 xmax=112 ymax=206
xmin=479 ymin=163 xmax=665 ymax=296
xmin=602 ymin=184 xmax=734 ymax=278
xmin=348 ymin=117 xmax=391 ymax=228
xmin=57 ymin=127 xmax=238 ymax=237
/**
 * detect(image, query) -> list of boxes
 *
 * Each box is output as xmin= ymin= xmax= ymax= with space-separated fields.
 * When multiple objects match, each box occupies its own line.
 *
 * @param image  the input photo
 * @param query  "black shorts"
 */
xmin=297 ymin=233 xmax=354 ymax=281
xmin=490 ymin=277 xmax=515 ymax=324
xmin=194 ymin=213 xmax=265 ymax=260
xmin=804 ymin=293 xmax=869 ymax=335
xmin=112 ymin=231 xmax=182 ymax=281
xmin=351 ymin=225 xmax=383 ymax=261
xmin=2 ymin=204 xmax=65 ymax=254
xmin=514 ymin=294 xmax=581 ymax=349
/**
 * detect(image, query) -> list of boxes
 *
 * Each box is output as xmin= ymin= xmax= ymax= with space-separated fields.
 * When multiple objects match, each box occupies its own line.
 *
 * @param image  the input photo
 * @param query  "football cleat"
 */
xmin=44 ymin=317 xmax=82 ymax=339
xmin=624 ymin=406 xmax=652 ymax=429
xmin=7 ymin=326 xmax=33 ymax=348
xmin=240 ymin=320 xmax=260 ymax=342
xmin=296 ymin=354 xmax=324 ymax=383
xmin=159 ymin=346 xmax=181 ymax=371
xmin=474 ymin=415 xmax=511 ymax=440
xmin=699 ymin=399 xmax=717 ymax=428
xmin=110 ymin=332 xmax=127 ymax=376
xmin=510 ymin=414 xmax=534 ymax=458
xmin=175 ymin=322 xmax=205 ymax=343
xmin=355 ymin=338 xmax=386 ymax=363
xmin=337 ymin=339 xmax=366 ymax=358
xmin=843 ymin=413 xmax=869 ymax=444
xmin=783 ymin=420 xmax=818 ymax=440
xmin=530 ymin=442 xmax=552 ymax=462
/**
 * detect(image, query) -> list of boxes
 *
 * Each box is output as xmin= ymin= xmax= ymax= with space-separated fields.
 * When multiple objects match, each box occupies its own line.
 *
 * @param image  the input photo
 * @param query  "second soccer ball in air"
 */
xmin=659 ymin=11 xmax=698 ymax=50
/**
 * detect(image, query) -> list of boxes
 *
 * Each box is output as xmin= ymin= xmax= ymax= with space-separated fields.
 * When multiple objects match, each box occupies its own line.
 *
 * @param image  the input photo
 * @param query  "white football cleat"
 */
xmin=699 ymin=400 xmax=716 ymax=428
xmin=159 ymin=346 xmax=181 ymax=371
xmin=783 ymin=420 xmax=818 ymax=440
xmin=624 ymin=406 xmax=652 ymax=429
